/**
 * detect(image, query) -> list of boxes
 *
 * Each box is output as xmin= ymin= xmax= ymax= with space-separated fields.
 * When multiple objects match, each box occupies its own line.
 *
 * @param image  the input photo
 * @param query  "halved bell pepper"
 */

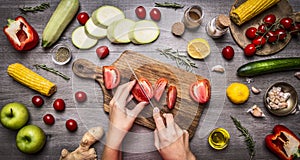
xmin=265 ymin=125 xmax=300 ymax=160
xmin=3 ymin=16 xmax=39 ymax=51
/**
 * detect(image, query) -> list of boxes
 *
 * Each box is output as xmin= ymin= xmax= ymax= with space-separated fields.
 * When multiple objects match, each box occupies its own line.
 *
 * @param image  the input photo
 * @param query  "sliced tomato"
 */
xmin=189 ymin=79 xmax=211 ymax=104
xmin=166 ymin=85 xmax=177 ymax=109
xmin=153 ymin=77 xmax=168 ymax=101
xmin=131 ymin=77 xmax=154 ymax=102
xmin=103 ymin=66 xmax=121 ymax=89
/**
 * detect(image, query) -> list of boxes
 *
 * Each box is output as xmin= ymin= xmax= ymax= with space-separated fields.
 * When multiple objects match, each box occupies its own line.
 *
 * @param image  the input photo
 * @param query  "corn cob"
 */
xmin=230 ymin=0 xmax=280 ymax=26
xmin=7 ymin=63 xmax=57 ymax=96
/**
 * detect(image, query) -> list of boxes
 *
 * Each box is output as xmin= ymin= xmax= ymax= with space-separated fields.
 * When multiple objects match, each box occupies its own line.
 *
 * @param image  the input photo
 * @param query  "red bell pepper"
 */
xmin=3 ymin=16 xmax=39 ymax=51
xmin=265 ymin=125 xmax=300 ymax=160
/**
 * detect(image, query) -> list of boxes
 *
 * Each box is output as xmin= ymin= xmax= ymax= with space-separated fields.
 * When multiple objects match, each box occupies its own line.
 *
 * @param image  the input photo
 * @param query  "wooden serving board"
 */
xmin=72 ymin=50 xmax=209 ymax=138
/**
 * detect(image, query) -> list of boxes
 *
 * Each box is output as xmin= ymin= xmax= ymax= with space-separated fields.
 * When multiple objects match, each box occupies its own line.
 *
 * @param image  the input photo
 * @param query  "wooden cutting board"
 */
xmin=72 ymin=50 xmax=210 ymax=138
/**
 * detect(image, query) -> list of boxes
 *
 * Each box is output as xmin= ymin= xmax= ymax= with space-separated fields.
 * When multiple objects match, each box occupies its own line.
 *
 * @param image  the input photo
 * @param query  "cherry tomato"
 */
xmin=103 ymin=66 xmax=121 ymax=90
xmin=257 ymin=24 xmax=267 ymax=35
xmin=245 ymin=27 xmax=257 ymax=39
xmin=266 ymin=31 xmax=278 ymax=43
xmin=290 ymin=23 xmax=300 ymax=36
xmin=75 ymin=91 xmax=87 ymax=103
xmin=66 ymin=119 xmax=78 ymax=132
xmin=153 ymin=78 xmax=168 ymax=102
xmin=77 ymin=12 xmax=89 ymax=25
xmin=135 ymin=6 xmax=146 ymax=19
xmin=43 ymin=114 xmax=55 ymax=125
xmin=275 ymin=29 xmax=287 ymax=41
xmin=32 ymin=95 xmax=44 ymax=107
xmin=53 ymin=98 xmax=65 ymax=111
xmin=166 ymin=86 xmax=177 ymax=110
xmin=189 ymin=79 xmax=211 ymax=104
xmin=263 ymin=14 xmax=276 ymax=27
xmin=221 ymin=46 xmax=235 ymax=60
xmin=131 ymin=77 xmax=154 ymax=102
xmin=252 ymin=36 xmax=266 ymax=47
xmin=244 ymin=44 xmax=256 ymax=57
xmin=280 ymin=17 xmax=293 ymax=30
xmin=150 ymin=8 xmax=161 ymax=21
xmin=96 ymin=46 xmax=109 ymax=59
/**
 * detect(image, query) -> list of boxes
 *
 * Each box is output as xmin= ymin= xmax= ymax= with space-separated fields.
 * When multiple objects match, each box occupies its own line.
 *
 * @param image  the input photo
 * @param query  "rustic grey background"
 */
xmin=0 ymin=0 xmax=299 ymax=159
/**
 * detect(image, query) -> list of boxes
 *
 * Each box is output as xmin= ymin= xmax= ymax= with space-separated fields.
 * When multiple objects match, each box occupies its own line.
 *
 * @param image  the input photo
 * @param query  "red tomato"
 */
xmin=275 ymin=29 xmax=287 ymax=41
xmin=53 ymin=98 xmax=65 ymax=111
xmin=166 ymin=85 xmax=177 ymax=109
xmin=290 ymin=23 xmax=300 ymax=36
xmin=221 ymin=46 xmax=234 ymax=60
xmin=266 ymin=31 xmax=278 ymax=43
xmin=75 ymin=91 xmax=87 ymax=103
xmin=257 ymin=24 xmax=267 ymax=35
xmin=263 ymin=14 xmax=276 ymax=27
xmin=190 ymin=79 xmax=210 ymax=104
xmin=245 ymin=27 xmax=257 ymax=39
xmin=103 ymin=66 xmax=121 ymax=90
xmin=244 ymin=44 xmax=256 ymax=57
xmin=252 ymin=36 xmax=266 ymax=47
xmin=131 ymin=77 xmax=154 ymax=102
xmin=280 ymin=17 xmax=293 ymax=30
xmin=43 ymin=114 xmax=55 ymax=125
xmin=96 ymin=46 xmax=109 ymax=59
xmin=135 ymin=6 xmax=146 ymax=19
xmin=77 ymin=12 xmax=89 ymax=25
xmin=153 ymin=77 xmax=168 ymax=102
xmin=32 ymin=95 xmax=44 ymax=107
xmin=150 ymin=8 xmax=161 ymax=21
xmin=66 ymin=119 xmax=78 ymax=132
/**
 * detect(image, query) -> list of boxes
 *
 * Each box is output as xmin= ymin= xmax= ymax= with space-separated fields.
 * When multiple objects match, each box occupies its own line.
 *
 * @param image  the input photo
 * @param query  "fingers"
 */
xmin=153 ymin=107 xmax=165 ymax=130
xmin=113 ymin=80 xmax=136 ymax=103
xmin=164 ymin=113 xmax=176 ymax=133
xmin=183 ymin=130 xmax=190 ymax=148
xmin=127 ymin=101 xmax=147 ymax=118
xmin=154 ymin=129 xmax=160 ymax=149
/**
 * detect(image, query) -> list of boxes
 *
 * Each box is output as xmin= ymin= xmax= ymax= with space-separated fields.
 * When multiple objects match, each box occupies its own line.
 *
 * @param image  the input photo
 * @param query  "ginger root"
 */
xmin=59 ymin=126 xmax=104 ymax=160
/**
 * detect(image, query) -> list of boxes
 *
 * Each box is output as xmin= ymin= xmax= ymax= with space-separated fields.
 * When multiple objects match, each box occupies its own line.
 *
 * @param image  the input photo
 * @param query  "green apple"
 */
xmin=16 ymin=124 xmax=46 ymax=154
xmin=0 ymin=102 xmax=29 ymax=130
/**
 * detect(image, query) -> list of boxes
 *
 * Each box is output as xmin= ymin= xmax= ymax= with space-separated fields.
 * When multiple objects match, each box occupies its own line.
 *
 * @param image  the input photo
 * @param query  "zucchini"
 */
xmin=237 ymin=57 xmax=300 ymax=77
xmin=91 ymin=5 xmax=125 ymax=28
xmin=107 ymin=19 xmax=135 ymax=43
xmin=42 ymin=0 xmax=79 ymax=48
xmin=129 ymin=20 xmax=160 ymax=44
xmin=71 ymin=26 xmax=98 ymax=49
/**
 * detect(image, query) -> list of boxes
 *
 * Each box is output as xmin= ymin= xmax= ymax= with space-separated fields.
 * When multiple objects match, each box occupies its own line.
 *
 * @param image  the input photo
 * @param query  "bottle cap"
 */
xmin=216 ymin=14 xmax=230 ymax=29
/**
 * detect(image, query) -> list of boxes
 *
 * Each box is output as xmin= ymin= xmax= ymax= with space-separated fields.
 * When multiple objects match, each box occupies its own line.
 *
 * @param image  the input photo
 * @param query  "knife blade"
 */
xmin=125 ymin=60 xmax=156 ymax=109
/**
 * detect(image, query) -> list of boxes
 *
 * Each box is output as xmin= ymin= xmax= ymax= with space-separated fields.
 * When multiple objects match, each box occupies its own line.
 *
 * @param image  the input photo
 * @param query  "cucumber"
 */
xmin=91 ymin=5 xmax=125 ymax=28
xmin=84 ymin=18 xmax=107 ymax=39
xmin=71 ymin=26 xmax=98 ymax=49
xmin=42 ymin=0 xmax=79 ymax=48
xmin=129 ymin=20 xmax=160 ymax=44
xmin=237 ymin=57 xmax=300 ymax=77
xmin=107 ymin=19 xmax=135 ymax=43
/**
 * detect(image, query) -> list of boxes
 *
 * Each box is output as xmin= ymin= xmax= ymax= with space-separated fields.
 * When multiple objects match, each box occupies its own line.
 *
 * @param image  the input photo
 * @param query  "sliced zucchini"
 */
xmin=72 ymin=26 xmax=98 ymax=49
xmin=107 ymin=19 xmax=136 ymax=43
xmin=91 ymin=5 xmax=125 ymax=28
xmin=85 ymin=18 xmax=107 ymax=39
xmin=129 ymin=20 xmax=160 ymax=44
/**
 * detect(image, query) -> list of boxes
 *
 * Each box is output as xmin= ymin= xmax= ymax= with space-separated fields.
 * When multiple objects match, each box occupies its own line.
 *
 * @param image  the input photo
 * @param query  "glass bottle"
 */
xmin=206 ymin=14 xmax=230 ymax=38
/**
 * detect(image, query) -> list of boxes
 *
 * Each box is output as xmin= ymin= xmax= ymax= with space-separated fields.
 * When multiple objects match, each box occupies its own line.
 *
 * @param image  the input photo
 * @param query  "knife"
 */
xmin=125 ymin=60 xmax=157 ymax=109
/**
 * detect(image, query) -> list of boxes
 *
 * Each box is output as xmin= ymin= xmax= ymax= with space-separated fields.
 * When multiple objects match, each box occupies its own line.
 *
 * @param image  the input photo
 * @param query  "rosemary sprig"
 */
xmin=231 ymin=116 xmax=255 ymax=160
xmin=156 ymin=48 xmax=197 ymax=72
xmin=34 ymin=64 xmax=70 ymax=80
xmin=19 ymin=3 xmax=50 ymax=14
xmin=154 ymin=2 xmax=184 ymax=9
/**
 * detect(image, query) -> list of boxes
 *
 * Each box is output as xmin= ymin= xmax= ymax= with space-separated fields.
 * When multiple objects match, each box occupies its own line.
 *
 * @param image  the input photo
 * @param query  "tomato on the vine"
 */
xmin=135 ymin=6 xmax=146 ymax=19
xmin=245 ymin=27 xmax=257 ymax=39
xmin=263 ymin=14 xmax=276 ymax=27
xmin=290 ymin=23 xmax=300 ymax=36
xmin=244 ymin=44 xmax=256 ymax=57
xmin=280 ymin=17 xmax=293 ymax=30
xmin=275 ymin=29 xmax=287 ymax=41
xmin=266 ymin=31 xmax=278 ymax=43
xmin=252 ymin=36 xmax=266 ymax=47
xmin=257 ymin=24 xmax=267 ymax=35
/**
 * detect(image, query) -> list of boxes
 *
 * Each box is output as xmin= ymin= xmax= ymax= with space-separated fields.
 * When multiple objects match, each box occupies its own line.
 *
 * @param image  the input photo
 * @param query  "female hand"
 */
xmin=153 ymin=107 xmax=196 ymax=160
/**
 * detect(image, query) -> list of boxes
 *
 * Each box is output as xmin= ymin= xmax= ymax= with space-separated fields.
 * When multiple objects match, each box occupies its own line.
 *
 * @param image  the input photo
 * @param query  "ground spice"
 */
xmin=55 ymin=47 xmax=70 ymax=62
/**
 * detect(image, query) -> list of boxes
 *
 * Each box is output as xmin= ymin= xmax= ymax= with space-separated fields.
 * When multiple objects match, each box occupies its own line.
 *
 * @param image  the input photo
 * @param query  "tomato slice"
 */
xmin=153 ymin=77 xmax=168 ymax=101
xmin=131 ymin=77 xmax=154 ymax=102
xmin=189 ymin=79 xmax=210 ymax=104
xmin=166 ymin=85 xmax=177 ymax=109
xmin=103 ymin=66 xmax=121 ymax=89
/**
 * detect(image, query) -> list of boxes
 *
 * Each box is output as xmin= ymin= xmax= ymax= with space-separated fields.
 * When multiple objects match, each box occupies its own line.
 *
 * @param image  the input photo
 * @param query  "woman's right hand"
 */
xmin=152 ymin=107 xmax=196 ymax=160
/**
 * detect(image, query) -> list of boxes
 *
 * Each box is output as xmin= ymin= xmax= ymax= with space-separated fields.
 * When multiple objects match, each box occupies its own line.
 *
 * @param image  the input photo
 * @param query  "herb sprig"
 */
xmin=34 ymin=64 xmax=70 ymax=80
xmin=231 ymin=116 xmax=255 ymax=160
xmin=154 ymin=2 xmax=184 ymax=9
xmin=156 ymin=48 xmax=197 ymax=72
xmin=19 ymin=3 xmax=50 ymax=14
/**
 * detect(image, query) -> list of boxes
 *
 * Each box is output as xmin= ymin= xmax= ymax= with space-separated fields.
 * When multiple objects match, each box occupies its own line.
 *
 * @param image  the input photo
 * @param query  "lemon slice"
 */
xmin=187 ymin=38 xmax=210 ymax=59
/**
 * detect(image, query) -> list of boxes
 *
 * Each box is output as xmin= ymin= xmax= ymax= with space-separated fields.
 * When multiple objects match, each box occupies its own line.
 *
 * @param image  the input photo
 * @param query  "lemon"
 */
xmin=226 ymin=83 xmax=250 ymax=104
xmin=187 ymin=38 xmax=210 ymax=59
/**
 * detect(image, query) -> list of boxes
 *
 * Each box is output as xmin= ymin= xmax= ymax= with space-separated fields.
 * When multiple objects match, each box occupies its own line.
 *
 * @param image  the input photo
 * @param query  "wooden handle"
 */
xmin=72 ymin=59 xmax=103 ymax=80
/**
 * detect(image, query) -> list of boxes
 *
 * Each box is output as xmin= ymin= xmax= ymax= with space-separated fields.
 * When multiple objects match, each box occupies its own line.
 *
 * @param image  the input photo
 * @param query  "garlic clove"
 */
xmin=247 ymin=105 xmax=265 ymax=118
xmin=294 ymin=72 xmax=300 ymax=80
xmin=251 ymin=86 xmax=261 ymax=94
xmin=211 ymin=65 xmax=225 ymax=73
